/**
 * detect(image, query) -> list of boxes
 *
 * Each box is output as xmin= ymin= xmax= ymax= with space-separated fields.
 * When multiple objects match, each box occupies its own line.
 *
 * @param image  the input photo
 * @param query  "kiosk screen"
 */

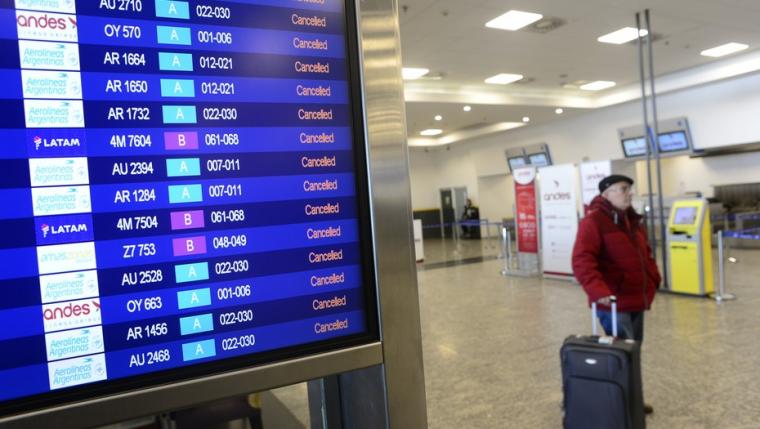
xmin=673 ymin=207 xmax=698 ymax=225
xmin=0 ymin=0 xmax=378 ymax=416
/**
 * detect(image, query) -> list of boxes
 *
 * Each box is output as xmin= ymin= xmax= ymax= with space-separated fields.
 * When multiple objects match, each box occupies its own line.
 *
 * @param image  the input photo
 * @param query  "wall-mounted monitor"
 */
xmin=508 ymin=156 xmax=528 ymax=171
xmin=527 ymin=152 xmax=551 ymax=167
xmin=658 ymin=131 xmax=690 ymax=153
xmin=622 ymin=137 xmax=649 ymax=158
xmin=618 ymin=118 xmax=693 ymax=158
xmin=0 ymin=0 xmax=380 ymax=420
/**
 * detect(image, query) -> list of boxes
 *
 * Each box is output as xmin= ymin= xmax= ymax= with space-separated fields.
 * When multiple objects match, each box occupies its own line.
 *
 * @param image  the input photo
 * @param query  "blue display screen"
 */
xmin=658 ymin=131 xmax=689 ymax=153
xmin=0 ymin=0 xmax=376 ymax=412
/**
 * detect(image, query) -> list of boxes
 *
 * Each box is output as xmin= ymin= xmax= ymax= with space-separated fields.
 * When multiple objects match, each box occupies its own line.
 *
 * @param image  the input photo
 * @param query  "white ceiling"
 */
xmin=399 ymin=0 xmax=760 ymax=144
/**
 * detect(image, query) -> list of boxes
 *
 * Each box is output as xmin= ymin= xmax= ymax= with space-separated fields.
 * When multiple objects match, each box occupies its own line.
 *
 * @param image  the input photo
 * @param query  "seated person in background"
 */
xmin=461 ymin=198 xmax=479 ymax=238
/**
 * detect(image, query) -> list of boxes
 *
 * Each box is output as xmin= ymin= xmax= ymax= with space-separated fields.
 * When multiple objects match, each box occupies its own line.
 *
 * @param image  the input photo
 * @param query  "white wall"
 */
xmin=409 ymin=72 xmax=760 ymax=213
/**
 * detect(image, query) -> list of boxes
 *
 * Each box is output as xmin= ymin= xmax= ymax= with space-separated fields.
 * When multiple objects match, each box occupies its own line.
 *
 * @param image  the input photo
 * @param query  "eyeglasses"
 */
xmin=607 ymin=185 xmax=634 ymax=194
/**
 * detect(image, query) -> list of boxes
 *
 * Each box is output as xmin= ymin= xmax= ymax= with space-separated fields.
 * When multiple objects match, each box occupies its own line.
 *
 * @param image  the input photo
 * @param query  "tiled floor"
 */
xmin=418 ymin=240 xmax=760 ymax=428
xmin=266 ymin=238 xmax=760 ymax=428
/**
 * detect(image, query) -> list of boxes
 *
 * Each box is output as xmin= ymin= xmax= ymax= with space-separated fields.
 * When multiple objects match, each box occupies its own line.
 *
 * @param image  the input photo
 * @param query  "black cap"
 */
xmin=598 ymin=174 xmax=634 ymax=193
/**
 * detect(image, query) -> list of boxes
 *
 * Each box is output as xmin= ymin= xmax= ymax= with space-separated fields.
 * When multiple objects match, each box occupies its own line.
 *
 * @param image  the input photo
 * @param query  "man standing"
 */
xmin=571 ymin=174 xmax=660 ymax=413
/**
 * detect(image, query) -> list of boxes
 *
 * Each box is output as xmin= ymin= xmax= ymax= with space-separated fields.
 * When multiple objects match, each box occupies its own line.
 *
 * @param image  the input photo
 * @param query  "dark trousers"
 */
xmin=597 ymin=310 xmax=644 ymax=342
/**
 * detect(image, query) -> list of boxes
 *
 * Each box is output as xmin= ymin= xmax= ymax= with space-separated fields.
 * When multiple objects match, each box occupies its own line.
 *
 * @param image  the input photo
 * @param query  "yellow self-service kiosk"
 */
xmin=667 ymin=199 xmax=714 ymax=295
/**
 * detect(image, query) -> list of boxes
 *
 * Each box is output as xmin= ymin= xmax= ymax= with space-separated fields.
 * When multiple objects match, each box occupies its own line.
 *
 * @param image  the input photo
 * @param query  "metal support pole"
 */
xmin=636 ymin=12 xmax=657 ymax=260
xmin=500 ymin=226 xmax=512 ymax=276
xmin=712 ymin=230 xmax=737 ymax=302
xmin=645 ymin=9 xmax=669 ymax=290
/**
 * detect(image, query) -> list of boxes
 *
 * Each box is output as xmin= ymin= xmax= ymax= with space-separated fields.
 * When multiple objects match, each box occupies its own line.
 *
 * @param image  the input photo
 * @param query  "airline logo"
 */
xmin=39 ymin=270 xmax=99 ymax=304
xmin=15 ymin=0 xmax=76 ymax=14
xmin=37 ymin=241 xmax=97 ymax=275
xmin=27 ymin=129 xmax=86 ymax=157
xmin=42 ymin=297 xmax=101 ymax=333
xmin=48 ymin=353 xmax=107 ymax=390
xmin=24 ymin=100 xmax=84 ymax=128
xmin=29 ymin=157 xmax=89 ymax=187
xmin=32 ymin=185 xmax=91 ymax=216
xmin=45 ymin=326 xmax=104 ymax=361
xmin=37 ymin=241 xmax=95 ymax=274
xmin=22 ymin=70 xmax=82 ymax=99
xmin=35 ymin=214 xmax=93 ymax=245
xmin=18 ymin=40 xmax=80 ymax=71
xmin=16 ymin=10 xmax=78 ymax=43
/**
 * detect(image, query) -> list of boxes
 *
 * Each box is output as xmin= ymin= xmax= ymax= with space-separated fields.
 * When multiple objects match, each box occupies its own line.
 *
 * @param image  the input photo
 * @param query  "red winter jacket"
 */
xmin=572 ymin=195 xmax=661 ymax=312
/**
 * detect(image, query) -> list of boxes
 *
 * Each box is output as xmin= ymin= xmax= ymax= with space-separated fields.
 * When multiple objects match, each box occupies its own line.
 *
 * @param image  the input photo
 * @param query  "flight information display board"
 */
xmin=0 ymin=0 xmax=377 ymax=415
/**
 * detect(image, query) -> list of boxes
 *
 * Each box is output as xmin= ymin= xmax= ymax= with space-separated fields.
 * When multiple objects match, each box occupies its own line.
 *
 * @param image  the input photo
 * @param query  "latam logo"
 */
xmin=35 ymin=135 xmax=81 ymax=150
xmin=15 ymin=0 xmax=77 ymax=14
xmin=42 ymin=298 xmax=102 ymax=333
xmin=35 ymin=214 xmax=93 ymax=245
xmin=16 ymin=10 xmax=78 ymax=43
xmin=41 ymin=222 xmax=88 ymax=237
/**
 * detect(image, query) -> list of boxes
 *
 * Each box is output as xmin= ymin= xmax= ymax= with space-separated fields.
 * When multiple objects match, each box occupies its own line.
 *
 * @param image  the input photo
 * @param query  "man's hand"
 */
xmin=597 ymin=296 xmax=613 ymax=306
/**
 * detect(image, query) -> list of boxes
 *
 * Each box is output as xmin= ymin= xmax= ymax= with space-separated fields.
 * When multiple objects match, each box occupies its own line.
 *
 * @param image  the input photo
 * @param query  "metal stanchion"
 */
xmin=711 ymin=230 xmax=737 ymax=302
xmin=500 ymin=226 xmax=511 ymax=276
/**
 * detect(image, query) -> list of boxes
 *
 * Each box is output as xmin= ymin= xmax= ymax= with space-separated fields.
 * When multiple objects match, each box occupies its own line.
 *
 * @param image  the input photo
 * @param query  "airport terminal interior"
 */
xmin=4 ymin=0 xmax=760 ymax=428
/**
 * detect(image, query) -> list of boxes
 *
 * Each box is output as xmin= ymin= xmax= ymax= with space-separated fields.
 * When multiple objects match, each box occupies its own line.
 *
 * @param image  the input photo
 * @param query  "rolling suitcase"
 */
xmin=560 ymin=297 xmax=645 ymax=429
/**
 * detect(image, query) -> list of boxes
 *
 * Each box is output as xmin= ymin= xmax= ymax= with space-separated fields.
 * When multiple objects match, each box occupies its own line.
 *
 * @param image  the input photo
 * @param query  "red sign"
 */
xmin=513 ymin=168 xmax=538 ymax=254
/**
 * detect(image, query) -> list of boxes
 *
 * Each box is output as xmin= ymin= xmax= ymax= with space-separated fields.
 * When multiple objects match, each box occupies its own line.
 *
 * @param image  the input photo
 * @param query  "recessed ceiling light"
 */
xmin=700 ymin=42 xmax=749 ymax=57
xmin=485 ymin=73 xmax=524 ymax=85
xmin=420 ymin=129 xmax=443 ymax=136
xmin=402 ymin=67 xmax=429 ymax=80
xmin=434 ymin=115 xmax=443 ymax=121
xmin=522 ymin=116 xmax=530 ymax=123
xmin=598 ymin=27 xmax=648 ymax=45
xmin=486 ymin=10 xmax=543 ymax=31
xmin=463 ymin=105 xmax=472 ymax=112
xmin=555 ymin=108 xmax=564 ymax=115
xmin=580 ymin=80 xmax=616 ymax=91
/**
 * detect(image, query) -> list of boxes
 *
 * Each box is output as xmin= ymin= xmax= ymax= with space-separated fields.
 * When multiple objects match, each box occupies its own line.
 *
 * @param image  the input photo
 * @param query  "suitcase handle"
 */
xmin=591 ymin=296 xmax=617 ymax=337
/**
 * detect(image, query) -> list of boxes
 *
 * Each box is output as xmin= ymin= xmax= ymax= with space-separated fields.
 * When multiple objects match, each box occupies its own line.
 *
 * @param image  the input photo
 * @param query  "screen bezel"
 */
xmin=0 ymin=0 xmax=381 ymax=418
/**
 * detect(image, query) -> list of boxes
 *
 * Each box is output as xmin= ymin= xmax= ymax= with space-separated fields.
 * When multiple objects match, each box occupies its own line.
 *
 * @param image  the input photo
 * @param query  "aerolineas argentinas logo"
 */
xmin=24 ymin=100 xmax=84 ymax=128
xmin=22 ymin=70 xmax=82 ymax=99
xmin=45 ymin=326 xmax=104 ymax=361
xmin=29 ymin=157 xmax=89 ymax=187
xmin=18 ymin=40 xmax=80 ymax=71
xmin=39 ymin=270 xmax=99 ymax=304
xmin=15 ymin=0 xmax=76 ymax=14
xmin=48 ymin=354 xmax=107 ymax=390
xmin=16 ymin=10 xmax=78 ymax=42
